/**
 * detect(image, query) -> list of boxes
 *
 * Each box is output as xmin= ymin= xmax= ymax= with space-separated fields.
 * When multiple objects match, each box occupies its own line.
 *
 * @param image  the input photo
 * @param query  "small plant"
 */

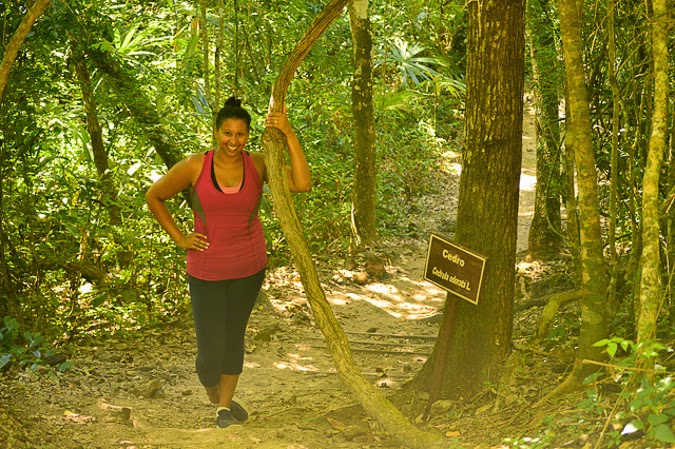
xmin=0 ymin=316 xmax=73 ymax=373
xmin=590 ymin=338 xmax=675 ymax=447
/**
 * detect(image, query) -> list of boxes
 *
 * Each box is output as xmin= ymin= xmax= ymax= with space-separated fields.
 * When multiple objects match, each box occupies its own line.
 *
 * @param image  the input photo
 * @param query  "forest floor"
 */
xmin=0 ymin=103 xmax=649 ymax=449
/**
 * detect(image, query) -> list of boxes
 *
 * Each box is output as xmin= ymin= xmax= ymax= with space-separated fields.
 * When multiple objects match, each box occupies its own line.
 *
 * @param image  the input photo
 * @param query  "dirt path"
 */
xmin=0 ymin=104 xmax=540 ymax=449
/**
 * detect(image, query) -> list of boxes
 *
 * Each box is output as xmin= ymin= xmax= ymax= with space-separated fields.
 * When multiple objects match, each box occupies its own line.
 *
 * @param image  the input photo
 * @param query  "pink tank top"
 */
xmin=186 ymin=150 xmax=267 ymax=280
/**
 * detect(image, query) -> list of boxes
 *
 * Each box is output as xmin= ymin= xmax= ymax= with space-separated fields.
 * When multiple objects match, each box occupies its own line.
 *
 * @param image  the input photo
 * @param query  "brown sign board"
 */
xmin=424 ymin=233 xmax=487 ymax=305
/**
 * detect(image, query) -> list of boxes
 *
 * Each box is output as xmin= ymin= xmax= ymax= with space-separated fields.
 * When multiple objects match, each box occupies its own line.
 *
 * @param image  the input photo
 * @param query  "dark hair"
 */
xmin=215 ymin=96 xmax=252 ymax=130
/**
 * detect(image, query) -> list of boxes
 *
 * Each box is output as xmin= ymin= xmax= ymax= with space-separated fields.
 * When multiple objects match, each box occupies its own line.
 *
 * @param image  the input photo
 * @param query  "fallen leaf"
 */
xmin=326 ymin=417 xmax=348 ymax=431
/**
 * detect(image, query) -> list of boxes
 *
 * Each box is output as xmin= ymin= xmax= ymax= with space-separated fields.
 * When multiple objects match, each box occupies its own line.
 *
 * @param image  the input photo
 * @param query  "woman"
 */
xmin=145 ymin=97 xmax=310 ymax=428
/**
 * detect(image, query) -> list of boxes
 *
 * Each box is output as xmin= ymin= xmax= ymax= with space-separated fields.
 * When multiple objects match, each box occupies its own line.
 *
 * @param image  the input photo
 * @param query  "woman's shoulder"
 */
xmin=247 ymin=151 xmax=267 ymax=182
xmin=247 ymin=151 xmax=263 ymax=163
xmin=182 ymin=151 xmax=209 ymax=169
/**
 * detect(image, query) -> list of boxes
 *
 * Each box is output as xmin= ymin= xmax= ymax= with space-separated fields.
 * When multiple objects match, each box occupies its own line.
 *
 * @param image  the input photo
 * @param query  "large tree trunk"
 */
xmin=0 ymin=0 xmax=51 ymax=100
xmin=635 ymin=0 xmax=668 ymax=372
xmin=348 ymin=0 xmax=377 ymax=248
xmin=555 ymin=0 xmax=609 ymax=392
xmin=261 ymin=1 xmax=444 ymax=447
xmin=414 ymin=0 xmax=525 ymax=399
xmin=527 ymin=0 xmax=563 ymax=260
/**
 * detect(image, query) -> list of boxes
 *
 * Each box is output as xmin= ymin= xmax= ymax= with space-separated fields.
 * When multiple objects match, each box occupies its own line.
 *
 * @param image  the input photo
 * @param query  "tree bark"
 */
xmin=555 ymin=0 xmax=609 ymax=390
xmin=348 ymin=0 xmax=377 ymax=248
xmin=198 ymin=0 xmax=214 ymax=119
xmin=261 ymin=1 xmax=444 ymax=447
xmin=414 ymin=0 xmax=526 ymax=399
xmin=635 ymin=0 xmax=668 ymax=372
xmin=0 ymin=0 xmax=51 ymax=100
xmin=71 ymin=43 xmax=122 ymax=227
xmin=527 ymin=0 xmax=563 ymax=260
xmin=87 ymin=46 xmax=183 ymax=170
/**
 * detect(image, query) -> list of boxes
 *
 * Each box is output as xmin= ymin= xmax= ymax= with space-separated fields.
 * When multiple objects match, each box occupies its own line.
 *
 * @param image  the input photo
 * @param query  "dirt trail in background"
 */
xmin=0 ymin=104 xmax=538 ymax=449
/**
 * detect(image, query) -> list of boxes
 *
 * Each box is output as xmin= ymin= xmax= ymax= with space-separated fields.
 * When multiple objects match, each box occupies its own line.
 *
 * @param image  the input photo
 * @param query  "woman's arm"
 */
xmin=265 ymin=109 xmax=311 ymax=193
xmin=145 ymin=156 xmax=210 ymax=251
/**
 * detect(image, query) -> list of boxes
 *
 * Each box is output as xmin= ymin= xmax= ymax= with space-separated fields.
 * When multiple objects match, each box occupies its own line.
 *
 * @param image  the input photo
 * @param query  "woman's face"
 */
xmin=214 ymin=118 xmax=250 ymax=157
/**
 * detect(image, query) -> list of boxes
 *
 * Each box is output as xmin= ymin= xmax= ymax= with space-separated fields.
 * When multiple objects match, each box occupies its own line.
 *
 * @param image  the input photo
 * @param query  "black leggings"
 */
xmin=188 ymin=268 xmax=265 ymax=387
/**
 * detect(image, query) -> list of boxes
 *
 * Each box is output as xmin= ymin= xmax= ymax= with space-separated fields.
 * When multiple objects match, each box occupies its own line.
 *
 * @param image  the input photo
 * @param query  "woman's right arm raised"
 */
xmin=145 ymin=157 xmax=209 ymax=251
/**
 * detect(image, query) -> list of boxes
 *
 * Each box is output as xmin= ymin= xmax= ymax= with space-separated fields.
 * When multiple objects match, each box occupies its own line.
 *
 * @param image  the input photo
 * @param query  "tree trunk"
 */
xmin=414 ymin=0 xmax=526 ymax=399
xmin=635 ymin=0 xmax=668 ymax=372
xmin=0 ymin=175 xmax=10 ymax=317
xmin=0 ymin=0 xmax=51 ymax=100
xmin=198 ymin=0 xmax=214 ymax=118
xmin=71 ymin=43 xmax=122 ymax=227
xmin=556 ymin=0 xmax=609 ymax=390
xmin=215 ymin=0 xmax=225 ymax=109
xmin=348 ymin=0 xmax=377 ymax=248
xmin=86 ymin=46 xmax=183 ymax=170
xmin=261 ymin=1 xmax=444 ymax=447
xmin=527 ymin=0 xmax=563 ymax=260
xmin=606 ymin=0 xmax=620 ymax=310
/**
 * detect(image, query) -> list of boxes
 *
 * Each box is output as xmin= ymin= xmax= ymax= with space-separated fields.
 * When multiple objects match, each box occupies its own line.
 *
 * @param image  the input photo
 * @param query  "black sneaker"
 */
xmin=230 ymin=399 xmax=249 ymax=423
xmin=216 ymin=408 xmax=240 ymax=429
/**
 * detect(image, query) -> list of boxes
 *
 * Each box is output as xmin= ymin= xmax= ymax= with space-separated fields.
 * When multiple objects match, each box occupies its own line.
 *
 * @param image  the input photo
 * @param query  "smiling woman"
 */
xmin=145 ymin=96 xmax=310 ymax=429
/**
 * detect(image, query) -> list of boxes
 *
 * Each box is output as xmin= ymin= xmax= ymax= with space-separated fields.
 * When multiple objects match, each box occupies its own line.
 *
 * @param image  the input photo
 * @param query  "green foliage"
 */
xmin=587 ymin=338 xmax=675 ymax=447
xmin=0 ymin=316 xmax=72 ymax=373
xmin=377 ymin=37 xmax=444 ymax=87
xmin=0 ymin=0 xmax=465 ymax=345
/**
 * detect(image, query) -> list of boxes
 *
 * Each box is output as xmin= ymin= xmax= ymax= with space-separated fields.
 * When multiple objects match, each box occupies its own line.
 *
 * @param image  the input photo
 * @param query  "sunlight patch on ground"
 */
xmin=327 ymin=296 xmax=351 ymax=306
xmin=273 ymin=351 xmax=321 ymax=374
xmin=519 ymin=173 xmax=537 ymax=191
xmin=325 ymin=276 xmax=446 ymax=320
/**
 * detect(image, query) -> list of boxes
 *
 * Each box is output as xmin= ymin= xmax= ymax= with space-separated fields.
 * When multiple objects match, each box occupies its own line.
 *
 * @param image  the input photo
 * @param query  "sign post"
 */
xmin=423 ymin=233 xmax=487 ymax=419
xmin=423 ymin=233 xmax=487 ymax=306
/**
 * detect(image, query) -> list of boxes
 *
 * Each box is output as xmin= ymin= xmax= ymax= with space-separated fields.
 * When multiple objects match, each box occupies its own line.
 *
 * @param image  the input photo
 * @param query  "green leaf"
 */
xmin=0 ymin=353 xmax=12 ymax=369
xmin=648 ymin=414 xmax=671 ymax=426
xmin=59 ymin=361 xmax=75 ymax=372
xmin=648 ymin=424 xmax=675 ymax=443
xmin=629 ymin=419 xmax=644 ymax=430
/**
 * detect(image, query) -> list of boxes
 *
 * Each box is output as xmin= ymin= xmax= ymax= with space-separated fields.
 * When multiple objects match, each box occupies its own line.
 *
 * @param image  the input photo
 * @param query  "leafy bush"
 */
xmin=0 ymin=316 xmax=73 ymax=373
xmin=590 ymin=338 xmax=675 ymax=447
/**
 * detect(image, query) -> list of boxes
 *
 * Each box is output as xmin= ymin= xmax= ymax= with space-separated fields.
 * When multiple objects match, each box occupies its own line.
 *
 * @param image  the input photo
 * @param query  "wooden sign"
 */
xmin=424 ymin=233 xmax=487 ymax=305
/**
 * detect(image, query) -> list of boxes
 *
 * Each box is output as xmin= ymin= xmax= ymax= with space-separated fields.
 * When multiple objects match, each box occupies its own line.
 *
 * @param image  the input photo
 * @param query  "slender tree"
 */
xmin=348 ymin=0 xmax=377 ymax=248
xmin=553 ymin=0 xmax=609 ymax=392
xmin=71 ymin=42 xmax=122 ymax=227
xmin=635 ymin=0 xmax=669 ymax=372
xmin=527 ymin=0 xmax=563 ymax=260
xmin=87 ymin=46 xmax=183 ymax=170
xmin=0 ymin=0 xmax=52 ymax=100
xmin=262 ymin=1 xmax=444 ymax=446
xmin=198 ymin=0 xmax=214 ymax=118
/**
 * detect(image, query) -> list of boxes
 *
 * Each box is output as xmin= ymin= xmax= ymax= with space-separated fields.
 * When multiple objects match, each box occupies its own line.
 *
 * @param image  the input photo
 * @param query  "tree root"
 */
xmin=531 ymin=289 xmax=582 ymax=346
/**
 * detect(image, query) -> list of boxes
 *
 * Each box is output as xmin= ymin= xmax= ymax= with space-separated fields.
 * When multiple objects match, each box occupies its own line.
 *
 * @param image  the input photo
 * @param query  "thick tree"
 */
xmin=348 ymin=0 xmax=377 ymax=248
xmin=414 ymin=0 xmax=526 ymax=399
